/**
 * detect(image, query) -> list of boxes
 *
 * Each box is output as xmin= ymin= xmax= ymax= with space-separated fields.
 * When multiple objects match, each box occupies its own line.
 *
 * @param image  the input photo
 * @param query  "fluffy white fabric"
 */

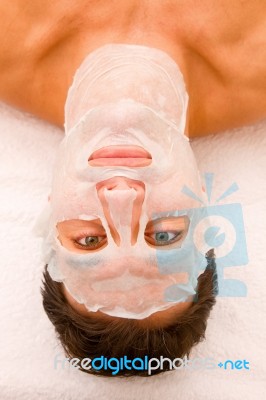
xmin=0 ymin=101 xmax=265 ymax=399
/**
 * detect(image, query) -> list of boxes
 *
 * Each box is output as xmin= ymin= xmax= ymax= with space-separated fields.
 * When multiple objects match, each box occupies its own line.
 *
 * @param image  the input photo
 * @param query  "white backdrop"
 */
xmin=0 ymin=102 xmax=265 ymax=399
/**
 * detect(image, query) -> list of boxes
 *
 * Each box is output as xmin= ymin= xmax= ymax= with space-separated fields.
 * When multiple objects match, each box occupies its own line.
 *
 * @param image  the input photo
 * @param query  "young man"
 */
xmin=1 ymin=0 xmax=264 ymax=376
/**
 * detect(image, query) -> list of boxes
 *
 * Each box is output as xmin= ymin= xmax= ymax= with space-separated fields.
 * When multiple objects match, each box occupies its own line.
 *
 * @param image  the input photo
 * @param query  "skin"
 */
xmin=1 ymin=1 xmax=265 ymax=323
xmin=0 ymin=0 xmax=265 ymax=137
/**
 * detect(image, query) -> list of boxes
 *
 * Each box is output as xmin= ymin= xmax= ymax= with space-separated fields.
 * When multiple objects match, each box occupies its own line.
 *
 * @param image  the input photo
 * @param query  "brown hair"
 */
xmin=41 ymin=249 xmax=218 ymax=377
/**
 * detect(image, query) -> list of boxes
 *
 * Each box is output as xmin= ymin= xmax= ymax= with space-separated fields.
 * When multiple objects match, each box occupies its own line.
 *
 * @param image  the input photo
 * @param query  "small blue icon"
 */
xmin=158 ymin=172 xmax=249 ymax=300
xmin=184 ymin=173 xmax=249 ymax=297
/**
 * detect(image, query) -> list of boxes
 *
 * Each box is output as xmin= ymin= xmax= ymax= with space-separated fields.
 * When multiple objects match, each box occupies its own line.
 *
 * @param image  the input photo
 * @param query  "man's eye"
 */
xmin=75 ymin=235 xmax=106 ymax=249
xmin=145 ymin=231 xmax=183 ymax=246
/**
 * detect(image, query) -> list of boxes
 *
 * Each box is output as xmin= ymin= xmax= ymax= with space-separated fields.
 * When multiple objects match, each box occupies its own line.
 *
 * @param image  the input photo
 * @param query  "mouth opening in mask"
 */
xmin=88 ymin=145 xmax=152 ymax=167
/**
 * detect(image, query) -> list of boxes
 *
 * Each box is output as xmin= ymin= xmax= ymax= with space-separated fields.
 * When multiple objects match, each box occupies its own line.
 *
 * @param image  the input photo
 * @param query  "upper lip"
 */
xmin=89 ymin=145 xmax=152 ymax=160
xmin=88 ymin=145 xmax=152 ymax=167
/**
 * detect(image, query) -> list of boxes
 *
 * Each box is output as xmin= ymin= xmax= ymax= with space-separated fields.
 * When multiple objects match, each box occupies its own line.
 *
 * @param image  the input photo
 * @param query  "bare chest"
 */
xmin=0 ymin=0 xmax=266 ymax=136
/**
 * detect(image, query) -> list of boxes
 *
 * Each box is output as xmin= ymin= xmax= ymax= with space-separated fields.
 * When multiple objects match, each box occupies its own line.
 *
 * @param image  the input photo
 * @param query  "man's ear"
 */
xmin=202 ymin=186 xmax=206 ymax=193
xmin=48 ymin=195 xmax=51 ymax=202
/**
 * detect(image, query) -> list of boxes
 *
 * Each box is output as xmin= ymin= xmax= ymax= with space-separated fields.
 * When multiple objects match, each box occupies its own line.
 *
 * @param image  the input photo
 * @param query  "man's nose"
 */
xmin=96 ymin=177 xmax=145 ymax=245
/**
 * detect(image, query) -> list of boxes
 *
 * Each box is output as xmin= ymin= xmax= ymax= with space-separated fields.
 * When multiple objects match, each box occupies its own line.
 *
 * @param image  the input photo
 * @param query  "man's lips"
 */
xmin=89 ymin=158 xmax=151 ymax=167
xmin=88 ymin=145 xmax=152 ymax=167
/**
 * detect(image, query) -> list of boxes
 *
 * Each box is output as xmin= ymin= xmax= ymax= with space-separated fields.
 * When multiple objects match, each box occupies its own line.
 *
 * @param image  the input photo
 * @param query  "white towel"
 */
xmin=0 ymin=101 xmax=265 ymax=400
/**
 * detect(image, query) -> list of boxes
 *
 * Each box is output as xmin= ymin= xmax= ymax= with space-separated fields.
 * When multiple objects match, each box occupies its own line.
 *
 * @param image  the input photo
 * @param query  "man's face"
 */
xmin=48 ymin=100 xmax=205 ymax=319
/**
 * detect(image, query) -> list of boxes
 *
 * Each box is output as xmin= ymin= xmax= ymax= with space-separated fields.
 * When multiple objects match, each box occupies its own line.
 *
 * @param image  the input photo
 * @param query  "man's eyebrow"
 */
xmin=146 ymin=215 xmax=189 ymax=226
xmin=58 ymin=219 xmax=106 ymax=229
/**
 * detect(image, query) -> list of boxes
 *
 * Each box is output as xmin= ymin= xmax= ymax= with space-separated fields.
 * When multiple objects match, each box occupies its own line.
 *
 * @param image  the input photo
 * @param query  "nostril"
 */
xmin=112 ymin=181 xmax=134 ymax=190
xmin=97 ymin=177 xmax=144 ymax=189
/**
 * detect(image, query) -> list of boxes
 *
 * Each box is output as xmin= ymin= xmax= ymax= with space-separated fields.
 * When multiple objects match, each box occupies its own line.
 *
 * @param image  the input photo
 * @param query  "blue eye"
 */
xmin=148 ymin=231 xmax=183 ymax=246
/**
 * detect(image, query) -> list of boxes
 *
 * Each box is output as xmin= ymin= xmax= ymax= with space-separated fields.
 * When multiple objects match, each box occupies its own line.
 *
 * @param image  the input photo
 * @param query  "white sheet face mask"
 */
xmin=38 ymin=44 xmax=212 ymax=319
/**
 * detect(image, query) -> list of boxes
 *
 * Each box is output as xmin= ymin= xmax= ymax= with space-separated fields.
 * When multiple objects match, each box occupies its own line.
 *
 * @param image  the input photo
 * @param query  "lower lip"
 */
xmin=88 ymin=146 xmax=152 ymax=167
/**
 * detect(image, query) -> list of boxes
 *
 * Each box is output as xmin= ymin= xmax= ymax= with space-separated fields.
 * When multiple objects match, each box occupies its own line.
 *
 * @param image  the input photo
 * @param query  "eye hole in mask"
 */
xmin=56 ymin=215 xmax=190 ymax=253
xmin=145 ymin=215 xmax=190 ymax=249
xmin=57 ymin=218 xmax=108 ymax=253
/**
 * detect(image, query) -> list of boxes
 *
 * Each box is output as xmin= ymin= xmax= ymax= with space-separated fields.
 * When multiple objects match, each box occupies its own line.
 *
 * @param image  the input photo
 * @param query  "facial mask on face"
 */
xmin=36 ymin=44 xmax=212 ymax=319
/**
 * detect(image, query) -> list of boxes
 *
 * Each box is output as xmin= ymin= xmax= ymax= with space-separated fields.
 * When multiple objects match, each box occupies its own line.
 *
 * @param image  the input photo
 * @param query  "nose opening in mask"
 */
xmin=102 ymin=187 xmax=137 ymax=247
xmin=96 ymin=177 xmax=146 ymax=247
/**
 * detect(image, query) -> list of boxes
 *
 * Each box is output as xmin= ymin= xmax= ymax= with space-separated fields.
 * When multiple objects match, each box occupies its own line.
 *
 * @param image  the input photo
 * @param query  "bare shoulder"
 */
xmin=0 ymin=0 xmax=128 ymax=122
xmin=0 ymin=0 xmax=84 ymax=121
xmin=0 ymin=0 xmax=83 ymax=64
xmin=186 ymin=0 xmax=266 ymax=136
xmin=0 ymin=0 xmax=266 ymax=134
